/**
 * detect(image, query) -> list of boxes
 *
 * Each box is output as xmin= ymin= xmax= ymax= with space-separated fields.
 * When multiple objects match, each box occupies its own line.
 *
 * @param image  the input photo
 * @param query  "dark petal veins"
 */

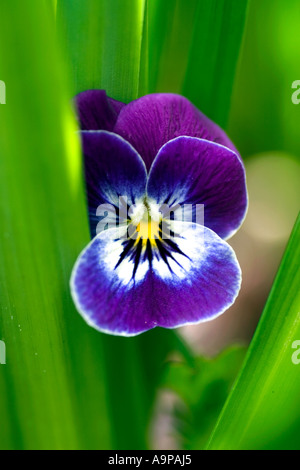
xmin=80 ymin=130 xmax=147 ymax=237
xmin=70 ymin=222 xmax=241 ymax=336
xmin=114 ymin=93 xmax=239 ymax=169
xmin=147 ymin=136 xmax=248 ymax=240
xmin=75 ymin=89 xmax=125 ymax=131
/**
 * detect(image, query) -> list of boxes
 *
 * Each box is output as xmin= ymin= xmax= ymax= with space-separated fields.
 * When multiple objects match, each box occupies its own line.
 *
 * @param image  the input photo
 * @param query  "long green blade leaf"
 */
xmin=207 ymin=213 xmax=300 ymax=450
xmin=148 ymin=0 xmax=249 ymax=127
xmin=57 ymin=0 xmax=147 ymax=101
xmin=182 ymin=0 xmax=248 ymax=127
xmin=148 ymin=0 xmax=199 ymax=94
xmin=0 ymin=0 xmax=110 ymax=450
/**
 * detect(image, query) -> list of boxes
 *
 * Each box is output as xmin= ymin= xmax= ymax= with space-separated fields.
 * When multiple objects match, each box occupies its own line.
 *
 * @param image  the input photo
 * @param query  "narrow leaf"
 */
xmin=207 ymin=214 xmax=300 ymax=450
xmin=182 ymin=0 xmax=249 ymax=127
xmin=57 ymin=0 xmax=147 ymax=101
xmin=0 ymin=0 xmax=110 ymax=450
xmin=148 ymin=0 xmax=249 ymax=127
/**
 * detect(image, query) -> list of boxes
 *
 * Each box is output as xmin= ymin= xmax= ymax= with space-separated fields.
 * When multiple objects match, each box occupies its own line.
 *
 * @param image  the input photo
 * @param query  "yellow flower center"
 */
xmin=131 ymin=199 xmax=162 ymax=246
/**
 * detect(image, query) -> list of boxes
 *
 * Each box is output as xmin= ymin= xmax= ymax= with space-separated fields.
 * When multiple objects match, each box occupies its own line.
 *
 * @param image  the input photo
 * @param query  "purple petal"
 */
xmin=80 ymin=131 xmax=147 ymax=237
xmin=114 ymin=93 xmax=239 ymax=169
xmin=147 ymin=136 xmax=248 ymax=239
xmin=70 ymin=222 xmax=241 ymax=336
xmin=75 ymin=89 xmax=125 ymax=131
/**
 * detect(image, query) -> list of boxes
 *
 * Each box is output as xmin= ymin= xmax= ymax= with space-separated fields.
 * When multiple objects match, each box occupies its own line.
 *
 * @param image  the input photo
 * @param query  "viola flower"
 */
xmin=70 ymin=91 xmax=248 ymax=336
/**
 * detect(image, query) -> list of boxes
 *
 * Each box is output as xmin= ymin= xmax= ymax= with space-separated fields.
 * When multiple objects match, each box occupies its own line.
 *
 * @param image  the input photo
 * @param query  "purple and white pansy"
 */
xmin=70 ymin=91 xmax=248 ymax=336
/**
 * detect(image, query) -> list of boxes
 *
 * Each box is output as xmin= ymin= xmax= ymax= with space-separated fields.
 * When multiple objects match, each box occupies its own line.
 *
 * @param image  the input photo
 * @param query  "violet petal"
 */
xmin=80 ymin=130 xmax=147 ymax=237
xmin=147 ymin=136 xmax=248 ymax=239
xmin=75 ymin=89 xmax=125 ymax=131
xmin=114 ymin=93 xmax=239 ymax=169
xmin=70 ymin=222 xmax=241 ymax=336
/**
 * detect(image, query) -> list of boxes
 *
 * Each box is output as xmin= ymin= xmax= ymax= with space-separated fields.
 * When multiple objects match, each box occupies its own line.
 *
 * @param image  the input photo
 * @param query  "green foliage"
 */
xmin=0 ymin=0 xmax=110 ymax=450
xmin=229 ymin=0 xmax=300 ymax=159
xmin=207 ymin=214 xmax=300 ymax=450
xmin=162 ymin=347 xmax=246 ymax=449
xmin=148 ymin=0 xmax=249 ymax=126
xmin=57 ymin=0 xmax=147 ymax=101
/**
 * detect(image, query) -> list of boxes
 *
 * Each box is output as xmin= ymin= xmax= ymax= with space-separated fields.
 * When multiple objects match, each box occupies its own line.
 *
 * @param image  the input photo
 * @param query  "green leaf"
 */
xmin=0 ymin=0 xmax=111 ymax=450
xmin=207 ymin=213 xmax=300 ymax=450
xmin=148 ymin=0 xmax=249 ymax=127
xmin=57 ymin=0 xmax=147 ymax=101
xmin=182 ymin=0 xmax=248 ymax=127
xmin=148 ymin=0 xmax=199 ymax=94
xmin=162 ymin=346 xmax=246 ymax=449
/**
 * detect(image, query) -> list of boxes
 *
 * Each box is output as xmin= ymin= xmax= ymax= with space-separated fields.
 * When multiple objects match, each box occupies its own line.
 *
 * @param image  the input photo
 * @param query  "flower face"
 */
xmin=70 ymin=91 xmax=248 ymax=336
